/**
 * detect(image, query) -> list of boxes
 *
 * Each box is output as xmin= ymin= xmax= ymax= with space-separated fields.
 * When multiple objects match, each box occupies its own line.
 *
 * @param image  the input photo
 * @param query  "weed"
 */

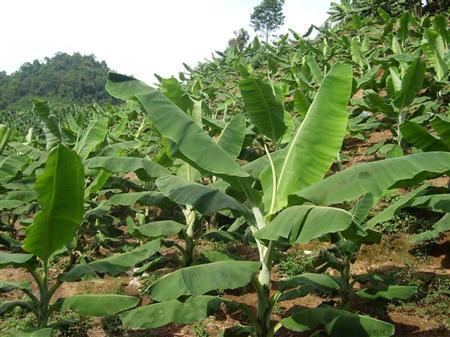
xmin=275 ymin=249 xmax=315 ymax=278
xmin=192 ymin=320 xmax=209 ymax=337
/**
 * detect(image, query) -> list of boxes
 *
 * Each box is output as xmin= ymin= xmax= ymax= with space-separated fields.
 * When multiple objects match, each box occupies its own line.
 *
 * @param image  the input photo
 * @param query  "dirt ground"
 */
xmin=1 ymin=231 xmax=449 ymax=337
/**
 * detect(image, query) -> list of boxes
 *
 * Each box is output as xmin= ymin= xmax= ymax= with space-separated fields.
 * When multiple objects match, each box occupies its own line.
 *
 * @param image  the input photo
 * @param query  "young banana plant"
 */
xmin=0 ymin=145 xmax=156 ymax=336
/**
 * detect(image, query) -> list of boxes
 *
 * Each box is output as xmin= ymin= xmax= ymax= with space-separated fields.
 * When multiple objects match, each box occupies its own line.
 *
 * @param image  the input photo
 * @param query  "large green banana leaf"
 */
xmin=0 ymin=155 xmax=29 ymax=182
xmin=431 ymin=115 xmax=450 ymax=147
xmin=422 ymin=28 xmax=448 ymax=80
xmin=356 ymin=285 xmax=417 ymax=300
xmin=217 ymin=113 xmax=246 ymax=159
xmin=238 ymin=77 xmax=286 ymax=142
xmin=148 ymin=261 xmax=260 ymax=301
xmin=33 ymin=100 xmax=61 ymax=150
xmin=84 ymin=156 xmax=170 ymax=180
xmin=256 ymin=205 xmax=354 ymax=244
xmin=61 ymin=294 xmax=139 ymax=316
xmin=393 ymin=58 xmax=425 ymax=110
xmin=0 ymin=280 xmax=31 ymax=293
xmin=75 ymin=118 xmax=108 ymax=160
xmin=16 ymin=329 xmax=53 ymax=337
xmin=260 ymin=64 xmax=353 ymax=213
xmin=366 ymin=184 xmax=429 ymax=228
xmin=106 ymin=73 xmax=249 ymax=180
xmin=121 ymin=295 xmax=228 ymax=329
xmin=410 ymin=213 xmax=450 ymax=243
xmin=160 ymin=77 xmax=194 ymax=113
xmin=87 ymin=191 xmax=170 ymax=217
xmin=23 ymin=145 xmax=84 ymax=262
xmin=293 ymin=152 xmax=450 ymax=205
xmin=0 ymin=252 xmax=33 ymax=268
xmin=155 ymin=175 xmax=252 ymax=219
xmin=400 ymin=121 xmax=449 ymax=151
xmin=137 ymin=220 xmax=185 ymax=238
xmin=62 ymin=239 xmax=160 ymax=281
xmin=282 ymin=306 xmax=394 ymax=336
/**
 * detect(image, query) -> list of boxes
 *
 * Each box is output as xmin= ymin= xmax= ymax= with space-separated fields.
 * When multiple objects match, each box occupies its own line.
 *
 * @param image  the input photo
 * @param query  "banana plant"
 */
xmin=312 ymin=194 xmax=417 ymax=311
xmin=107 ymin=55 xmax=450 ymax=336
xmin=0 ymin=145 xmax=149 ymax=336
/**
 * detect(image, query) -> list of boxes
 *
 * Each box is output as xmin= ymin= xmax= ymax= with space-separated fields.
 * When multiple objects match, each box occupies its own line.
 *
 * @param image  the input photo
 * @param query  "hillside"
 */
xmin=0 ymin=52 xmax=114 ymax=111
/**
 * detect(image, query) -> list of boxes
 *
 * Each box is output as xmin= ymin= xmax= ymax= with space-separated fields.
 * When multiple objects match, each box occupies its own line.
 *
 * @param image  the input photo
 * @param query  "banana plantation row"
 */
xmin=0 ymin=7 xmax=449 ymax=337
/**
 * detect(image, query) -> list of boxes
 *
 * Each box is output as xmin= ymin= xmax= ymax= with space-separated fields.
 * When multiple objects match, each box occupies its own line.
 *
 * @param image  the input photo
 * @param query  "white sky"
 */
xmin=1 ymin=0 xmax=331 ymax=83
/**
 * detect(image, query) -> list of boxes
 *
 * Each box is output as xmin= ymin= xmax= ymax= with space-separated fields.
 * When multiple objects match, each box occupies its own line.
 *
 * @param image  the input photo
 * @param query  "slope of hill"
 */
xmin=0 ymin=52 xmax=114 ymax=110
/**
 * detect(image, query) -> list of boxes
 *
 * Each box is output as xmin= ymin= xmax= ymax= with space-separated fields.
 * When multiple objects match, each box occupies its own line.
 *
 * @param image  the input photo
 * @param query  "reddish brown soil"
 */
xmin=2 ymin=231 xmax=449 ymax=337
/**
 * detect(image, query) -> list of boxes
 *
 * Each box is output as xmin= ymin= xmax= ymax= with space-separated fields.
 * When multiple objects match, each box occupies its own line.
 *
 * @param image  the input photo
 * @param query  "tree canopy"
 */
xmin=0 ymin=53 xmax=114 ymax=111
xmin=250 ymin=0 xmax=285 ymax=42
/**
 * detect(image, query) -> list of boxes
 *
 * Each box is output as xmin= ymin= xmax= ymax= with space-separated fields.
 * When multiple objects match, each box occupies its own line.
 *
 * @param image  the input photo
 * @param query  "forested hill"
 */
xmin=0 ymin=53 xmax=114 ymax=110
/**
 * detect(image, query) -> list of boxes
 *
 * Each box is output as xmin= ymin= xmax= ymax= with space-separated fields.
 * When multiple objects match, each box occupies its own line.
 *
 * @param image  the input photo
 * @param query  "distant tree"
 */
xmin=250 ymin=0 xmax=285 ymax=43
xmin=228 ymin=28 xmax=250 ymax=51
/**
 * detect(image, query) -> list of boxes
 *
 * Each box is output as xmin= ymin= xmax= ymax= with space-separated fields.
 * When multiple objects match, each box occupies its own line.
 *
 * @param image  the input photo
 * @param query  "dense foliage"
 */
xmin=250 ymin=0 xmax=285 ymax=42
xmin=0 ymin=1 xmax=449 ymax=337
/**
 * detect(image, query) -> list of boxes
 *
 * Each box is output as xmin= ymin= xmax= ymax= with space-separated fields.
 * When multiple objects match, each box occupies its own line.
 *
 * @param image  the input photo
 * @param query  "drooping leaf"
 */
xmin=366 ymin=185 xmax=429 ymax=228
xmin=363 ymin=90 xmax=395 ymax=116
xmin=87 ymin=192 xmax=171 ymax=217
xmin=0 ymin=252 xmax=33 ymax=268
xmin=137 ymin=220 xmax=185 ymax=238
xmin=84 ymin=156 xmax=170 ymax=180
xmin=356 ymin=285 xmax=417 ymax=300
xmin=0 ymin=280 xmax=31 ymax=293
xmin=0 ymin=155 xmax=29 ymax=182
xmin=106 ymin=73 xmax=249 ymax=180
xmin=400 ymin=121 xmax=449 ymax=151
xmin=219 ymin=325 xmax=255 ymax=337
xmin=350 ymin=36 xmax=366 ymax=68
xmin=16 ymin=328 xmax=53 ymax=337
xmin=0 ymin=124 xmax=11 ymax=155
xmin=148 ymin=261 xmax=260 ymax=301
xmin=293 ymin=152 xmax=450 ymax=205
xmin=160 ymin=77 xmax=194 ymax=113
xmin=23 ymin=145 xmax=84 ymax=262
xmin=278 ymin=273 xmax=340 ymax=302
xmin=278 ymin=273 xmax=340 ymax=292
xmin=352 ymin=194 xmax=377 ymax=223
xmin=325 ymin=311 xmax=395 ymax=337
xmin=256 ymin=205 xmax=354 ymax=244
xmin=155 ymin=175 xmax=252 ymax=219
xmin=410 ymin=213 xmax=450 ymax=243
xmin=62 ymin=239 xmax=160 ymax=281
xmin=432 ymin=115 xmax=450 ymax=146
xmin=282 ymin=306 xmax=394 ymax=337
xmin=121 ymin=296 xmax=228 ymax=329
xmin=0 ymin=300 xmax=34 ymax=315
xmin=62 ymin=294 xmax=139 ymax=316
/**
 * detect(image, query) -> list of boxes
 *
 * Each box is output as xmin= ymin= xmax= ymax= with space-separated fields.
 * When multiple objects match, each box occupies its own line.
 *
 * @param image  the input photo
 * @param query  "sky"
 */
xmin=0 ymin=0 xmax=332 ymax=83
